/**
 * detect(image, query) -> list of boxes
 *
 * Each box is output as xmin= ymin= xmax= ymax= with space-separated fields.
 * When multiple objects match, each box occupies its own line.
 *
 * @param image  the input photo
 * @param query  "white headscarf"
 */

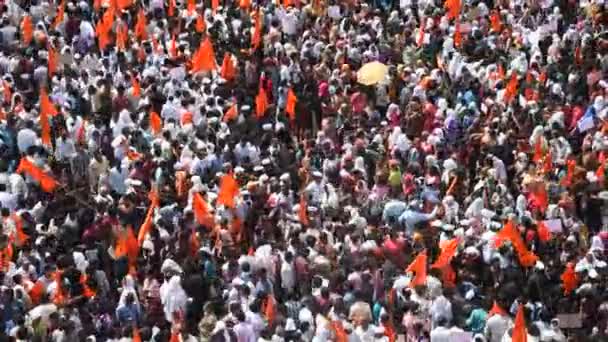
xmin=160 ymin=275 xmax=188 ymax=323
xmin=118 ymin=275 xmax=140 ymax=308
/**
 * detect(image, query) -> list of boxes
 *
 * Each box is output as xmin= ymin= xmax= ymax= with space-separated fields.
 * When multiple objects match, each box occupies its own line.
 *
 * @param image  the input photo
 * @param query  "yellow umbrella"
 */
xmin=357 ymin=61 xmax=389 ymax=85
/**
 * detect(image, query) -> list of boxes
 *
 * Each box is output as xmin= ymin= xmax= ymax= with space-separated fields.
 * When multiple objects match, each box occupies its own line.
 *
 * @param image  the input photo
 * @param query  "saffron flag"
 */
xmin=453 ymin=22 xmax=462 ymax=48
xmin=223 ymin=104 xmax=238 ymax=122
xmin=220 ymin=53 xmax=236 ymax=81
xmin=192 ymin=193 xmax=214 ymax=228
xmin=512 ymin=305 xmax=528 ymax=342
xmin=150 ymin=111 xmax=162 ymax=135
xmin=53 ymin=0 xmax=66 ymax=29
xmin=255 ymin=87 xmax=268 ymax=118
xmin=416 ymin=20 xmax=425 ymax=47
xmin=504 ymin=71 xmax=518 ymax=103
xmin=116 ymin=23 xmax=128 ymax=51
xmin=488 ymin=301 xmax=507 ymax=317
xmin=536 ymin=221 xmax=552 ymax=242
xmin=134 ymin=8 xmax=147 ymax=41
xmin=133 ymin=327 xmax=142 ymax=342
xmin=406 ymin=250 xmax=427 ymax=287
xmin=187 ymin=0 xmax=196 ymax=14
xmin=444 ymin=0 xmax=461 ymax=20
xmin=191 ymin=37 xmax=216 ymax=73
xmin=561 ymin=262 xmax=578 ymax=295
xmin=196 ymin=14 xmax=206 ymax=33
xmin=16 ymin=158 xmax=58 ymax=193
xmin=131 ymin=75 xmax=141 ymax=97
xmin=298 ymin=195 xmax=309 ymax=225
xmin=263 ymin=295 xmax=276 ymax=327
xmin=331 ymin=321 xmax=348 ymax=342
xmin=286 ymin=88 xmax=297 ymax=121
xmin=217 ymin=173 xmax=239 ymax=208
xmin=21 ymin=15 xmax=33 ymax=46
xmin=48 ymin=44 xmax=58 ymax=77
xmin=561 ymin=159 xmax=576 ymax=187
xmin=251 ymin=9 xmax=262 ymax=50
xmin=489 ymin=10 xmax=502 ymax=32
xmin=431 ymin=239 xmax=458 ymax=269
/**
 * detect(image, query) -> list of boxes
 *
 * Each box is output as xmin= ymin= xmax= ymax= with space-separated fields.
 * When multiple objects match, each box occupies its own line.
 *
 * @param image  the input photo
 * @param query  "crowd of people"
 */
xmin=0 ymin=0 xmax=606 ymax=341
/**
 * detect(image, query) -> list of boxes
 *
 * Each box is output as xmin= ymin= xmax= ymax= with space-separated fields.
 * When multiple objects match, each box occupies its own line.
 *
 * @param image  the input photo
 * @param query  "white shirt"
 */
xmin=430 ymin=326 xmax=451 ymax=342
xmin=280 ymin=260 xmax=296 ymax=293
xmin=485 ymin=314 xmax=511 ymax=342
xmin=16 ymin=128 xmax=37 ymax=153
xmin=0 ymin=191 xmax=17 ymax=211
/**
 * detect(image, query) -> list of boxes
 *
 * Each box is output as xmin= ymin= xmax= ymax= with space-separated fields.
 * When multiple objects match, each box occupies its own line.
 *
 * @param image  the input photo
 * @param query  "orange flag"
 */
xmin=169 ymin=331 xmax=180 ymax=342
xmin=138 ymin=191 xmax=159 ymax=246
xmin=431 ymin=239 xmax=458 ymax=269
xmin=116 ymin=23 xmax=128 ymax=51
xmin=189 ymin=228 xmax=200 ymax=256
xmin=597 ymin=159 xmax=606 ymax=180
xmin=80 ymin=274 xmax=96 ymax=298
xmin=195 ymin=14 xmax=206 ymax=33
xmin=135 ymin=8 xmax=147 ymax=41
xmin=133 ymin=326 xmax=142 ymax=342
xmin=561 ymin=159 xmax=576 ymax=187
xmin=48 ymin=44 xmax=58 ymax=77
xmin=561 ymin=263 xmax=578 ymax=295
xmin=191 ymin=37 xmax=216 ymax=73
xmin=168 ymin=0 xmax=176 ymax=16
xmin=220 ymin=53 xmax=236 ymax=81
xmin=217 ymin=173 xmax=239 ymax=208
xmin=39 ymin=104 xmax=51 ymax=147
xmin=17 ymin=157 xmax=58 ymax=192
xmin=286 ymin=88 xmax=297 ymax=121
xmin=40 ymin=88 xmax=58 ymax=117
xmin=416 ymin=20 xmax=425 ymax=47
xmin=488 ymin=301 xmax=507 ymax=317
xmin=169 ymin=34 xmax=178 ymax=58
xmin=444 ymin=0 xmax=461 ymax=20
xmin=131 ymin=75 xmax=141 ymax=97
xmin=52 ymin=271 xmax=66 ymax=305
xmin=331 ymin=321 xmax=348 ymax=342
xmin=187 ymin=0 xmax=196 ymax=14
xmin=240 ymin=0 xmax=251 ymax=9
xmin=504 ymin=71 xmax=518 ymax=103
xmin=539 ymin=70 xmax=547 ymax=85
xmin=489 ymin=10 xmax=502 ymax=32
xmin=21 ymin=15 xmax=33 ymax=46
xmin=223 ymin=104 xmax=238 ymax=122
xmin=263 ymin=295 xmax=276 ymax=327
xmin=495 ymin=220 xmax=538 ymax=268
xmin=29 ymin=280 xmax=45 ymax=305
xmin=3 ymin=80 xmax=11 ymax=104
xmin=536 ymin=221 xmax=551 ymax=242
xmin=406 ymin=250 xmax=427 ymax=287
xmin=446 ymin=175 xmax=458 ymax=195
xmin=298 ymin=195 xmax=309 ymax=225
xmin=211 ymin=0 xmax=219 ymax=12
xmin=530 ymin=183 xmax=548 ymax=214
xmin=255 ymin=87 xmax=268 ymax=119
xmin=192 ymin=193 xmax=214 ymax=228
xmin=251 ymin=9 xmax=262 ymax=50
xmin=150 ymin=111 xmax=162 ymax=135
xmin=512 ymin=305 xmax=528 ymax=342
xmin=453 ymin=23 xmax=462 ymax=48
xmin=117 ymin=0 xmax=132 ymax=10
xmin=543 ymin=150 xmax=553 ymax=174
xmin=53 ymin=0 xmax=66 ymax=29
